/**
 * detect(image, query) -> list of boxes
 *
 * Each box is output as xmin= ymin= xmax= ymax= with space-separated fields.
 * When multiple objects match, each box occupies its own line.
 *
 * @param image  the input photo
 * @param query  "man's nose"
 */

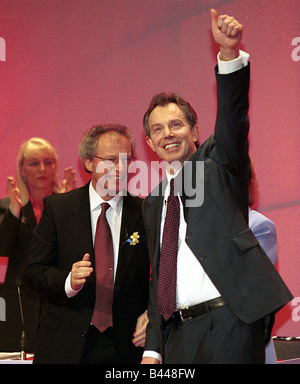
xmin=114 ymin=157 xmax=124 ymax=173
xmin=163 ymin=125 xmax=173 ymax=137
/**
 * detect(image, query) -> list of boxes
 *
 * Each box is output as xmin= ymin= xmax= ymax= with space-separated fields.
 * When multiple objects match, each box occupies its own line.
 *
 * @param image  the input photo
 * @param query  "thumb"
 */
xmin=82 ymin=253 xmax=90 ymax=262
xmin=210 ymin=8 xmax=218 ymax=28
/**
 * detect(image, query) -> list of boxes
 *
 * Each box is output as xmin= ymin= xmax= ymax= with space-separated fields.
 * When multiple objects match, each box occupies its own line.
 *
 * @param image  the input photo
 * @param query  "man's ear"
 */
xmin=146 ymin=136 xmax=156 ymax=153
xmin=191 ymin=124 xmax=199 ymax=143
xmin=83 ymin=157 xmax=93 ymax=172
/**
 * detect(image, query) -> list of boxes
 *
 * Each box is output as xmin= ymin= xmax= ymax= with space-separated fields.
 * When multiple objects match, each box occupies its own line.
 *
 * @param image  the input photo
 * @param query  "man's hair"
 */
xmin=143 ymin=92 xmax=199 ymax=147
xmin=79 ymin=124 xmax=136 ymax=173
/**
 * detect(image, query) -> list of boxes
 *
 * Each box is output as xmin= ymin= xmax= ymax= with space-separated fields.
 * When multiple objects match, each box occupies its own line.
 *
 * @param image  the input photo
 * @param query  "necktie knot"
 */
xmin=101 ymin=202 xmax=110 ymax=214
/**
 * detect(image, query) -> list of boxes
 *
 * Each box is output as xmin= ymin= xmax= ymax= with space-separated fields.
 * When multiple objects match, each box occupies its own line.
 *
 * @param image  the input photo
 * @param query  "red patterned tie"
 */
xmin=91 ymin=203 xmax=114 ymax=332
xmin=157 ymin=178 xmax=180 ymax=321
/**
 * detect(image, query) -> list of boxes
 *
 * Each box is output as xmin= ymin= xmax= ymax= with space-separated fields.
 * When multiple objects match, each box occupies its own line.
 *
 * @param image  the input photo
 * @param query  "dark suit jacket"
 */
xmin=143 ymin=64 xmax=293 ymax=356
xmin=0 ymin=198 xmax=44 ymax=352
xmin=23 ymin=183 xmax=149 ymax=363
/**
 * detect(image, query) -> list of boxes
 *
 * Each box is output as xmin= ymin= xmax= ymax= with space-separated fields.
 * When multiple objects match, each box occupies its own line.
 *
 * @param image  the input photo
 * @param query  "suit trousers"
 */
xmin=80 ymin=325 xmax=118 ymax=364
xmin=163 ymin=304 xmax=265 ymax=364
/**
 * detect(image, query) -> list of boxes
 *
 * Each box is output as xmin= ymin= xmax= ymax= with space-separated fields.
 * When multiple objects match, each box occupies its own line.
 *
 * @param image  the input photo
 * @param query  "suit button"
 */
xmin=81 ymin=331 xmax=87 ymax=338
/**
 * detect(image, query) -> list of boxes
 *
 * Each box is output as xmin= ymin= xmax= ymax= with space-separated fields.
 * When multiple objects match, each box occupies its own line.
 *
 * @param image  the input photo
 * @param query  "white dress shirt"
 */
xmin=162 ymin=172 xmax=221 ymax=309
xmin=65 ymin=181 xmax=123 ymax=297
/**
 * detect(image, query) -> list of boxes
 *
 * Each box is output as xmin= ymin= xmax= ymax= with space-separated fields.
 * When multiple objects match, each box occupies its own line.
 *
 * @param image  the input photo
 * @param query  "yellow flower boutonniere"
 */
xmin=125 ymin=232 xmax=140 ymax=246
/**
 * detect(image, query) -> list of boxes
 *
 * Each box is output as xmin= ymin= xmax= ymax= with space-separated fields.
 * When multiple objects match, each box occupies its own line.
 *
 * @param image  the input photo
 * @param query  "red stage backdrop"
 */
xmin=0 ymin=0 xmax=299 ymax=337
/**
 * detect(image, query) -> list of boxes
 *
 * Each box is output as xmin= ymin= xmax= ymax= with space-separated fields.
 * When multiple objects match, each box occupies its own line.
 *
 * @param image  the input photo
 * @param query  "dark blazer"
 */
xmin=23 ymin=183 xmax=149 ymax=364
xmin=143 ymin=65 xmax=293 ymax=355
xmin=0 ymin=198 xmax=44 ymax=352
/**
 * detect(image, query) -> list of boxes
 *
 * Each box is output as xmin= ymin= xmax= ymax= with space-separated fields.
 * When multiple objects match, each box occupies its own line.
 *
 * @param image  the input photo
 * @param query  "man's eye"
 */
xmin=153 ymin=127 xmax=162 ymax=133
xmin=106 ymin=158 xmax=118 ymax=164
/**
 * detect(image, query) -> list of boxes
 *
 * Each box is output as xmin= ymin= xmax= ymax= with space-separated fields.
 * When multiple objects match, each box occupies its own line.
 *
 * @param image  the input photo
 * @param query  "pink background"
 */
xmin=0 ymin=0 xmax=299 ymax=336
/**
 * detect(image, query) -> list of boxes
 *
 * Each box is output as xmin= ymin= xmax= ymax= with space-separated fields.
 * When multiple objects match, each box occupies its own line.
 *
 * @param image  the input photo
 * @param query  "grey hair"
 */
xmin=79 ymin=124 xmax=136 ymax=173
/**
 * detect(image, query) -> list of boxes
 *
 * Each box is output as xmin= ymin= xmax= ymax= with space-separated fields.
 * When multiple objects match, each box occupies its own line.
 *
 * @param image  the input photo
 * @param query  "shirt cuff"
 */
xmin=65 ymin=271 xmax=82 ymax=298
xmin=142 ymin=350 xmax=163 ymax=364
xmin=217 ymin=50 xmax=250 ymax=74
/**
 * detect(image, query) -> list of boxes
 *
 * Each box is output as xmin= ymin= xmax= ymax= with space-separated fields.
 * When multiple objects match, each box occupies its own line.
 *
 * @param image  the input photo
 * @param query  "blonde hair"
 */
xmin=17 ymin=137 xmax=61 ymax=205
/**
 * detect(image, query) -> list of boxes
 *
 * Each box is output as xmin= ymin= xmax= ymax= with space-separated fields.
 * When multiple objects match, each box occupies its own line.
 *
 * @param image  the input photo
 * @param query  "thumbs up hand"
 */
xmin=71 ymin=253 xmax=93 ymax=291
xmin=210 ymin=8 xmax=243 ymax=61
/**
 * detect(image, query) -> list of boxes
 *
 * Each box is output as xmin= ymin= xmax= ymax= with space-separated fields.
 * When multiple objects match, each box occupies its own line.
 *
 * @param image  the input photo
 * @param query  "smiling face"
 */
xmin=146 ymin=103 xmax=198 ymax=170
xmin=83 ymin=131 xmax=132 ymax=199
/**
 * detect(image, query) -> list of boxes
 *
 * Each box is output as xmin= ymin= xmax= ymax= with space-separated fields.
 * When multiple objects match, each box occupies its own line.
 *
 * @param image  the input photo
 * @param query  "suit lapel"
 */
xmin=143 ymin=178 xmax=167 ymax=272
xmin=114 ymin=195 xmax=142 ymax=291
xmin=68 ymin=183 xmax=94 ymax=261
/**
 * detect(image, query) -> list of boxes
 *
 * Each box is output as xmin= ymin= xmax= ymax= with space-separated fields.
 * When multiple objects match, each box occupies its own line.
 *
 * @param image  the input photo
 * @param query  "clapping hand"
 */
xmin=61 ymin=167 xmax=77 ymax=193
xmin=7 ymin=177 xmax=22 ymax=218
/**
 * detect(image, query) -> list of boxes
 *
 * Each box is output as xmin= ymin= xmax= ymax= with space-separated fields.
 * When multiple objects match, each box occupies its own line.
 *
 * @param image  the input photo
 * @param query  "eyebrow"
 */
xmin=150 ymin=119 xmax=184 ymax=128
xmin=169 ymin=119 xmax=183 ymax=124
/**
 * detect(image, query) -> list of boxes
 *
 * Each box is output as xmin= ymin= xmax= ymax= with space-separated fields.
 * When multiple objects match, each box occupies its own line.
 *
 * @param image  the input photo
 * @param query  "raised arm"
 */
xmin=211 ymin=9 xmax=250 ymax=174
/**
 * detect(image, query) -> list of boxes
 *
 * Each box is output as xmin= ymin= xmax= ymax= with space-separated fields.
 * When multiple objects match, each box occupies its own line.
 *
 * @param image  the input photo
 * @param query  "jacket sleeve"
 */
xmin=23 ymin=197 xmax=69 ymax=302
xmin=0 ymin=200 xmax=35 ymax=257
xmin=0 ymin=206 xmax=21 ymax=256
xmin=213 ymin=64 xmax=251 ymax=175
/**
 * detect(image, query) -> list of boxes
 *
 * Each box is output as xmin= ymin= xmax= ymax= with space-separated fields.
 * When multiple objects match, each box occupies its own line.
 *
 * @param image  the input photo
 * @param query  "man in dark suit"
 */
xmin=24 ymin=124 xmax=150 ymax=364
xmin=141 ymin=9 xmax=293 ymax=364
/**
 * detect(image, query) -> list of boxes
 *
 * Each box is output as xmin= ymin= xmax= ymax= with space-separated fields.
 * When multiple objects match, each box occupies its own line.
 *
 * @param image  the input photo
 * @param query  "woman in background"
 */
xmin=0 ymin=137 xmax=76 ymax=353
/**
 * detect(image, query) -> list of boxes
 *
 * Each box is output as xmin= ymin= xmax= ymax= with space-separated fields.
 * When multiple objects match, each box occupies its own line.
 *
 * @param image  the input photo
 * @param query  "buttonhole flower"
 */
xmin=124 ymin=231 xmax=140 ymax=246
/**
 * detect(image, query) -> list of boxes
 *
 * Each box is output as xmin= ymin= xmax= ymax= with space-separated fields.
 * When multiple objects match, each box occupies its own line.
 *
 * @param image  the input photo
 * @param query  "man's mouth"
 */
xmin=163 ymin=142 xmax=180 ymax=150
xmin=107 ymin=174 xmax=126 ymax=181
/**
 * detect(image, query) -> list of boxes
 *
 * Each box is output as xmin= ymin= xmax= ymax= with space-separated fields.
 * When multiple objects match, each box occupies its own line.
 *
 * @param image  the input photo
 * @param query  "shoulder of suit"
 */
xmin=44 ymin=183 xmax=89 ymax=205
xmin=123 ymin=193 xmax=144 ymax=208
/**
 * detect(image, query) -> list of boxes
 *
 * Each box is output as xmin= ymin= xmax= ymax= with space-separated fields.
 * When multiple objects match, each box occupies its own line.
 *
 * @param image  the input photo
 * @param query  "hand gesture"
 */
xmin=61 ymin=167 xmax=76 ymax=193
xmin=211 ymin=8 xmax=243 ymax=61
xmin=132 ymin=311 xmax=149 ymax=348
xmin=71 ymin=253 xmax=93 ymax=291
xmin=7 ymin=177 xmax=22 ymax=218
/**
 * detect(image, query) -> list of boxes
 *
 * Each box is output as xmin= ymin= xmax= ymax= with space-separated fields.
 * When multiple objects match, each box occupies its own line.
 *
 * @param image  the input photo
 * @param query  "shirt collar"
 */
xmin=165 ymin=169 xmax=180 ymax=183
xmin=164 ymin=169 xmax=181 ymax=201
